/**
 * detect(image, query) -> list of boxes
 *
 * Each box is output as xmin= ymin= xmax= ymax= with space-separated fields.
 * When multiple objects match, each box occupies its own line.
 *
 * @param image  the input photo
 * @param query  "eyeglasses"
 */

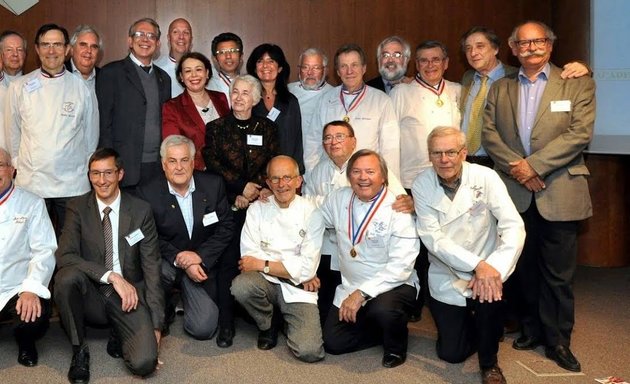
xmin=89 ymin=169 xmax=119 ymax=178
xmin=38 ymin=42 xmax=66 ymax=50
xmin=381 ymin=52 xmax=404 ymax=59
xmin=416 ymin=57 xmax=444 ymax=66
xmin=299 ymin=65 xmax=324 ymax=72
xmin=429 ymin=147 xmax=465 ymax=159
xmin=215 ymin=48 xmax=241 ymax=55
xmin=268 ymin=175 xmax=298 ymax=184
xmin=514 ymin=38 xmax=549 ymax=49
xmin=131 ymin=31 xmax=158 ymax=41
xmin=323 ymin=133 xmax=352 ymax=144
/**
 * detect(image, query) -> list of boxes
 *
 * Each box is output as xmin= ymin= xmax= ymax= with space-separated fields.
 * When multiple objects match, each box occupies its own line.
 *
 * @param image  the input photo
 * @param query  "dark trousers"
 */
xmin=429 ymin=296 xmax=503 ymax=369
xmin=315 ymin=254 xmax=342 ymax=327
xmin=0 ymin=294 xmax=51 ymax=345
xmin=45 ymin=197 xmax=71 ymax=238
xmin=54 ymin=266 xmax=158 ymax=377
xmin=217 ymin=208 xmax=246 ymax=328
xmin=513 ymin=198 xmax=578 ymax=347
xmin=323 ymin=284 xmax=416 ymax=356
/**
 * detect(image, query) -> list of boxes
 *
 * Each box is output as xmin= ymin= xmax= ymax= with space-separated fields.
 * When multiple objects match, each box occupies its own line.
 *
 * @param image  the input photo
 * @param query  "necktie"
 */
xmin=466 ymin=75 xmax=488 ymax=154
xmin=101 ymin=206 xmax=115 ymax=297
xmin=141 ymin=65 xmax=151 ymax=73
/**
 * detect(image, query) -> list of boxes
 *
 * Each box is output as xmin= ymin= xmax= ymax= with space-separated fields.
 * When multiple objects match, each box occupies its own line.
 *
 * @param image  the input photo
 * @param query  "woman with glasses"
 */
xmin=202 ymin=74 xmax=278 ymax=349
xmin=246 ymin=44 xmax=305 ymax=174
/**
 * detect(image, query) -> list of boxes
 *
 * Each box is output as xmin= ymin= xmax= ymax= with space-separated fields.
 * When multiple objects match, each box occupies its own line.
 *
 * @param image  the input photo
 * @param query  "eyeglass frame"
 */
xmin=322 ymin=133 xmax=353 ymax=144
xmin=513 ymin=38 xmax=549 ymax=49
xmin=131 ymin=31 xmax=158 ymax=41
xmin=380 ymin=52 xmax=405 ymax=59
xmin=267 ymin=175 xmax=299 ymax=185
xmin=428 ymin=147 xmax=466 ymax=159
xmin=416 ymin=57 xmax=445 ymax=66
xmin=215 ymin=48 xmax=241 ymax=55
xmin=88 ymin=169 xmax=120 ymax=179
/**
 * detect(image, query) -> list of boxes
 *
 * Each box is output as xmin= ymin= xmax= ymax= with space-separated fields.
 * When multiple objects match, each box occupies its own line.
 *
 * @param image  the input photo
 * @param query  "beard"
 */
xmin=299 ymin=76 xmax=324 ymax=90
xmin=379 ymin=64 xmax=406 ymax=81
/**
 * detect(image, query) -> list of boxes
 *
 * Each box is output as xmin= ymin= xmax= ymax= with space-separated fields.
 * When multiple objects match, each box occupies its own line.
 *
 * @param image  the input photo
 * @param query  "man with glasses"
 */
xmin=155 ymin=18 xmax=193 ymax=97
xmin=0 ymin=30 xmax=27 ymax=85
xmin=65 ymin=25 xmax=102 ymax=92
xmin=366 ymin=36 xmax=412 ymax=95
xmin=483 ymin=21 xmax=595 ymax=372
xmin=137 ymin=135 xmax=234 ymax=340
xmin=55 ymin=148 xmax=164 ymax=383
xmin=413 ymin=127 xmax=525 ymax=384
xmin=5 ymin=23 xmax=98 ymax=235
xmin=288 ymin=48 xmax=334 ymax=172
xmin=208 ymin=32 xmax=244 ymax=102
xmin=231 ymin=155 xmax=325 ymax=362
xmin=97 ymin=18 xmax=171 ymax=190
xmin=310 ymin=44 xmax=400 ymax=179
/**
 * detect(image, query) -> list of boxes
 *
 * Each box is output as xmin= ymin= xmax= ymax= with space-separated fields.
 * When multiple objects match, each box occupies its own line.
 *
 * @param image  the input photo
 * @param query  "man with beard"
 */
xmin=288 ymin=48 xmax=334 ymax=172
xmin=366 ymin=36 xmax=412 ymax=95
xmin=155 ymin=18 xmax=193 ymax=97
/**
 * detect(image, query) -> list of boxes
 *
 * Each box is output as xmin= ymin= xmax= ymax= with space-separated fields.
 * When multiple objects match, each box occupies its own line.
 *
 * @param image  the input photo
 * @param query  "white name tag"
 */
xmin=247 ymin=134 xmax=263 ymax=146
xmin=550 ymin=100 xmax=571 ymax=112
xmin=24 ymin=78 xmax=42 ymax=93
xmin=266 ymin=107 xmax=281 ymax=121
xmin=125 ymin=228 xmax=144 ymax=246
xmin=203 ymin=211 xmax=219 ymax=226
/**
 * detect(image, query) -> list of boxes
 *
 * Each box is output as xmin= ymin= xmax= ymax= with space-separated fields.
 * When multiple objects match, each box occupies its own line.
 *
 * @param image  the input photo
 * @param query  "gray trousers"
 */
xmin=162 ymin=260 xmax=219 ymax=340
xmin=231 ymin=271 xmax=324 ymax=362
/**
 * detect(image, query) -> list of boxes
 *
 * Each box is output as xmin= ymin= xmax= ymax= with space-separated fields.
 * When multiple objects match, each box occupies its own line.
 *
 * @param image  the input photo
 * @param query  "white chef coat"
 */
xmin=288 ymin=81 xmax=334 ymax=172
xmin=240 ymin=196 xmax=325 ymax=304
xmin=6 ymin=68 xmax=99 ymax=198
xmin=0 ymin=184 xmax=57 ymax=311
xmin=0 ymin=80 xmax=7 ymax=150
xmin=412 ymin=162 xmax=525 ymax=307
xmin=309 ymin=85 xmax=401 ymax=179
xmin=391 ymin=79 xmax=461 ymax=188
xmin=320 ymin=187 xmax=419 ymax=307
xmin=154 ymin=54 xmax=184 ymax=97
xmin=207 ymin=71 xmax=234 ymax=106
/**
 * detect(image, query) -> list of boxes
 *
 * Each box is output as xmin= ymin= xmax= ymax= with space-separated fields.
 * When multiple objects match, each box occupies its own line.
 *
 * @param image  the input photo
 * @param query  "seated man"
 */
xmin=320 ymin=149 xmax=419 ymax=369
xmin=137 ymin=135 xmax=234 ymax=340
xmin=231 ymin=155 xmax=325 ymax=363
xmin=413 ymin=127 xmax=525 ymax=384
xmin=55 ymin=148 xmax=164 ymax=383
xmin=0 ymin=147 xmax=56 ymax=367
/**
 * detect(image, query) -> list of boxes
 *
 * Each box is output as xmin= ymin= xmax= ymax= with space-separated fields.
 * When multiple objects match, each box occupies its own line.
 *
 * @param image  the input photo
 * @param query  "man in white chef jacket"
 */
xmin=5 ymin=23 xmax=98 ymax=235
xmin=0 ymin=147 xmax=57 ymax=367
xmin=319 ymin=149 xmax=419 ymax=369
xmin=412 ymin=127 xmax=525 ymax=384
xmin=231 ymin=155 xmax=325 ymax=363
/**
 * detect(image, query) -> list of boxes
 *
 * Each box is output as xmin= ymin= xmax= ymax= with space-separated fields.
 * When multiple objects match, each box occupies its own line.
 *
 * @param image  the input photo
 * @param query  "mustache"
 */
xmin=519 ymin=49 xmax=547 ymax=58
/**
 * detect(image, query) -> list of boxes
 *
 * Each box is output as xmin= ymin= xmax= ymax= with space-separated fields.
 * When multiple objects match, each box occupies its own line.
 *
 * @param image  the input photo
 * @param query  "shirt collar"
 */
xmin=167 ymin=177 xmax=195 ymax=198
xmin=129 ymin=52 xmax=153 ymax=70
xmin=96 ymin=189 xmax=122 ymax=215
xmin=475 ymin=61 xmax=506 ymax=83
xmin=70 ymin=59 xmax=96 ymax=80
xmin=518 ymin=62 xmax=550 ymax=83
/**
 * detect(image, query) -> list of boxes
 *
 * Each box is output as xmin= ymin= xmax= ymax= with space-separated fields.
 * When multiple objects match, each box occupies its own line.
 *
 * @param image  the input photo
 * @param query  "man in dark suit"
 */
xmin=137 ymin=135 xmax=234 ymax=340
xmin=482 ymin=21 xmax=595 ymax=373
xmin=96 ymin=18 xmax=171 ymax=189
xmin=65 ymin=24 xmax=102 ymax=91
xmin=366 ymin=36 xmax=412 ymax=95
xmin=54 ymin=148 xmax=164 ymax=383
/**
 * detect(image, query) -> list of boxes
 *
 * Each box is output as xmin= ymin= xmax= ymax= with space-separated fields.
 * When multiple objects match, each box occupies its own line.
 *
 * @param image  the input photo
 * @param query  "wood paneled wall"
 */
xmin=3 ymin=0 xmax=627 ymax=266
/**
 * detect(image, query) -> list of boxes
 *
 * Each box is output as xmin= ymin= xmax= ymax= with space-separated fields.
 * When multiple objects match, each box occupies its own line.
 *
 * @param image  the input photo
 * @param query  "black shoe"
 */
xmin=545 ymin=345 xmax=581 ymax=372
xmin=68 ymin=345 xmax=90 ymax=384
xmin=382 ymin=352 xmax=406 ymax=368
xmin=257 ymin=327 xmax=278 ymax=350
xmin=481 ymin=365 xmax=507 ymax=384
xmin=106 ymin=334 xmax=122 ymax=359
xmin=512 ymin=335 xmax=540 ymax=350
xmin=408 ymin=308 xmax=422 ymax=323
xmin=17 ymin=341 xmax=38 ymax=367
xmin=216 ymin=326 xmax=234 ymax=348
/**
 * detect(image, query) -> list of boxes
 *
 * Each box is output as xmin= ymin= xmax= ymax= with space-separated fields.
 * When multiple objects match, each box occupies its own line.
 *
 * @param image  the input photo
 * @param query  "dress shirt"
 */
xmin=461 ymin=63 xmax=506 ymax=156
xmin=155 ymin=54 xmax=184 ymax=97
xmin=240 ymin=196 xmax=325 ymax=304
xmin=129 ymin=53 xmax=153 ymax=73
xmin=69 ymin=58 xmax=97 ymax=91
xmin=518 ymin=63 xmax=550 ymax=156
xmin=97 ymin=192 xmax=122 ymax=282
xmin=167 ymin=178 xmax=196 ymax=239
xmin=0 ymin=184 xmax=57 ymax=311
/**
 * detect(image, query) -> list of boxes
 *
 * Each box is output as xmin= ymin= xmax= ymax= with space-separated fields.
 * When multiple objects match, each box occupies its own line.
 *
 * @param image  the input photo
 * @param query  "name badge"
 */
xmin=247 ymin=134 xmax=263 ymax=146
xmin=550 ymin=100 xmax=571 ymax=112
xmin=203 ymin=211 xmax=219 ymax=226
xmin=24 ymin=78 xmax=42 ymax=93
xmin=125 ymin=228 xmax=144 ymax=246
xmin=266 ymin=107 xmax=281 ymax=121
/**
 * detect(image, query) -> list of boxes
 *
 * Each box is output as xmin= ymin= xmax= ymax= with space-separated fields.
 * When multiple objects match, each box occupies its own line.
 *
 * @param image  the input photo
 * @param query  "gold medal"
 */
xmin=436 ymin=97 xmax=444 ymax=107
xmin=343 ymin=115 xmax=350 ymax=123
xmin=350 ymin=247 xmax=357 ymax=257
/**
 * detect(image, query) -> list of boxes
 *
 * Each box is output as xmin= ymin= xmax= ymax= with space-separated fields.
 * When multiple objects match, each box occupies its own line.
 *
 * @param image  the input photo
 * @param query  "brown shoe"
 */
xmin=481 ymin=365 xmax=507 ymax=384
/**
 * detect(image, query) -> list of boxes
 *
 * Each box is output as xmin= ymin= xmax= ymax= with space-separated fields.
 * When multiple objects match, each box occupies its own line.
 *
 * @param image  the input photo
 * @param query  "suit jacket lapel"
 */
xmin=123 ymin=57 xmax=146 ymax=99
xmin=533 ymin=65 xmax=562 ymax=130
xmin=181 ymin=91 xmax=206 ymax=130
xmin=507 ymin=76 xmax=527 ymax=156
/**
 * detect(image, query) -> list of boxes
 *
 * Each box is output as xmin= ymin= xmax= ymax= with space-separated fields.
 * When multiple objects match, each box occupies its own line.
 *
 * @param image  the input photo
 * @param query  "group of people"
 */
xmin=0 ymin=14 xmax=595 ymax=384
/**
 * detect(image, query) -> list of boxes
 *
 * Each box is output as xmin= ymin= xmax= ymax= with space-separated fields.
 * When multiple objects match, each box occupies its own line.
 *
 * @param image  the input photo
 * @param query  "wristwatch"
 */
xmin=358 ymin=290 xmax=371 ymax=301
xmin=263 ymin=260 xmax=270 ymax=274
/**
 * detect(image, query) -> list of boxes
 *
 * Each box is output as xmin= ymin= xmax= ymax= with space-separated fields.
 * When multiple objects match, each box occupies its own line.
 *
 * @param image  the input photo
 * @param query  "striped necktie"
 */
xmin=466 ymin=75 xmax=488 ymax=154
xmin=101 ymin=206 xmax=115 ymax=297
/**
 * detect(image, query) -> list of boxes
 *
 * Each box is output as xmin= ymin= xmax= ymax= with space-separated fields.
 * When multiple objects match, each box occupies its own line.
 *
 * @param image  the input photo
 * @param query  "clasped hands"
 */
xmin=468 ymin=260 xmax=503 ymax=303
xmin=509 ymin=159 xmax=545 ymax=192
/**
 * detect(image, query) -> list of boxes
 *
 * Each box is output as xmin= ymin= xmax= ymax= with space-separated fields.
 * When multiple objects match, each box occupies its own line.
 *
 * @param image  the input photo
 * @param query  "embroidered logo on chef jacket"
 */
xmin=61 ymin=101 xmax=77 ymax=118
xmin=13 ymin=215 xmax=27 ymax=224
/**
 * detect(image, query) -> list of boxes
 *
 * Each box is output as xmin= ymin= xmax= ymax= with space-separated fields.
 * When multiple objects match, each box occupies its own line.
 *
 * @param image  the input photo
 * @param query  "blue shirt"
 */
xmin=517 ymin=63 xmax=550 ymax=156
xmin=168 ymin=178 xmax=196 ymax=239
